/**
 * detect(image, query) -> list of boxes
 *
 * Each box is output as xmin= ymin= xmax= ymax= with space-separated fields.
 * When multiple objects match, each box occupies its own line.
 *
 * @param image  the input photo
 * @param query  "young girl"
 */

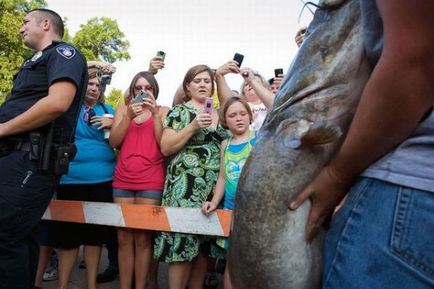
xmin=202 ymin=96 xmax=256 ymax=289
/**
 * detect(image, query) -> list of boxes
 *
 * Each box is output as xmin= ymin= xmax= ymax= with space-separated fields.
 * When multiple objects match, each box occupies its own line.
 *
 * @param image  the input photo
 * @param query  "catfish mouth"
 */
xmin=267 ymin=78 xmax=361 ymax=128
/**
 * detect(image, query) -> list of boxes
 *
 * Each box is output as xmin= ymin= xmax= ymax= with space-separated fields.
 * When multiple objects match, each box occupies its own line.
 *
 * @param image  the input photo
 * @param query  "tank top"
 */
xmin=223 ymin=131 xmax=256 ymax=209
xmin=112 ymin=114 xmax=165 ymax=190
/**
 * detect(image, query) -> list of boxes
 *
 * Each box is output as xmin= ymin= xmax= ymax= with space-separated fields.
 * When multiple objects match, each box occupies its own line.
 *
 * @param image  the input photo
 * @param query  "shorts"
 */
xmin=113 ymin=188 xmax=162 ymax=200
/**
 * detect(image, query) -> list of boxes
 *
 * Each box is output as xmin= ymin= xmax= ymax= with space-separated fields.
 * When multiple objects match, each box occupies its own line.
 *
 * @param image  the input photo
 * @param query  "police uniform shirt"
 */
xmin=0 ymin=41 xmax=87 ymax=144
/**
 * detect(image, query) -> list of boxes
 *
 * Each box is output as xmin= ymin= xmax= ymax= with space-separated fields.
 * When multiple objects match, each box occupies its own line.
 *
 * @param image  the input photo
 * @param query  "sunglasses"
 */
xmin=82 ymin=106 xmax=96 ymax=126
xmin=134 ymin=84 xmax=153 ymax=91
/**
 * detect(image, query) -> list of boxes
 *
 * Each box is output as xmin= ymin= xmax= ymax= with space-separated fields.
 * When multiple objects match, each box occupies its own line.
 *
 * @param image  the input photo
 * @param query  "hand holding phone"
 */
xmin=274 ymin=68 xmax=284 ymax=77
xmin=132 ymin=91 xmax=149 ymax=104
xmin=233 ymin=53 xmax=244 ymax=67
xmin=204 ymin=97 xmax=213 ymax=114
xmin=156 ymin=51 xmax=166 ymax=62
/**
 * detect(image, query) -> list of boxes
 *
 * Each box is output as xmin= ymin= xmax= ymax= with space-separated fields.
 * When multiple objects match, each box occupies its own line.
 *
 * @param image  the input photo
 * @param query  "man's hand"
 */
xmin=289 ymin=164 xmax=351 ymax=242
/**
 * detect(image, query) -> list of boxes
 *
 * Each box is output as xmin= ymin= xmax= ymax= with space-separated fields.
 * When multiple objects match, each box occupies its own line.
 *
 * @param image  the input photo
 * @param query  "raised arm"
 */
xmin=215 ymin=60 xmax=240 ymax=103
xmin=160 ymin=120 xmax=199 ymax=156
xmin=160 ymin=109 xmax=213 ymax=156
xmin=241 ymin=70 xmax=275 ymax=108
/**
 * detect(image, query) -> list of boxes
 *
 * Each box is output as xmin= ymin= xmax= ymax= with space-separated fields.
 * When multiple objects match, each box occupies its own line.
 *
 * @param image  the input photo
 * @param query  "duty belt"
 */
xmin=0 ymin=138 xmax=32 ymax=157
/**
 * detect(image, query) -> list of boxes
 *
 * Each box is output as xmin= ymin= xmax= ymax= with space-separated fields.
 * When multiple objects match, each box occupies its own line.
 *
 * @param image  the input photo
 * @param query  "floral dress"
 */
xmin=154 ymin=103 xmax=227 ymax=262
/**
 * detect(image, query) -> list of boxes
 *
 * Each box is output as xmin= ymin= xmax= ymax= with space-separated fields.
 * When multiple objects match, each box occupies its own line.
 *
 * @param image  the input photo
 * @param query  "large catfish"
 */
xmin=228 ymin=0 xmax=371 ymax=288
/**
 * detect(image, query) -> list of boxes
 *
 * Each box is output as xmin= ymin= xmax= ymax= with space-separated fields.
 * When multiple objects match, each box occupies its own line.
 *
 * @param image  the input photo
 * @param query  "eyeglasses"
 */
xmin=134 ymin=85 xmax=153 ymax=91
xmin=83 ymin=106 xmax=96 ymax=126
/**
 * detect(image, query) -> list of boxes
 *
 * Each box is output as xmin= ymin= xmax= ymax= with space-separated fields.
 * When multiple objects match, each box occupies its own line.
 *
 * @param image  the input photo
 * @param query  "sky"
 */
xmin=46 ymin=0 xmax=316 ymax=106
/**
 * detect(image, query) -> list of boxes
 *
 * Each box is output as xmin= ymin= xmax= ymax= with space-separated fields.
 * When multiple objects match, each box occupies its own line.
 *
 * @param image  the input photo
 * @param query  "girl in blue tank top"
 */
xmin=202 ymin=96 xmax=255 ymax=289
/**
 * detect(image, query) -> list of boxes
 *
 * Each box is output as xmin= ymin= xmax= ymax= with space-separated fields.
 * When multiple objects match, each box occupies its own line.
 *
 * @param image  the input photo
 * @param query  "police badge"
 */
xmin=56 ymin=45 xmax=76 ymax=59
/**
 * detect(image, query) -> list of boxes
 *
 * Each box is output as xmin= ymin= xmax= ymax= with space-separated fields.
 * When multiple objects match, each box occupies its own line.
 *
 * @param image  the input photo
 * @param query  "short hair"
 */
xmin=127 ymin=71 xmax=160 ymax=101
xmin=182 ymin=64 xmax=215 ymax=102
xmin=219 ymin=96 xmax=253 ymax=129
xmin=87 ymin=67 xmax=106 ymax=103
xmin=29 ymin=8 xmax=64 ymax=38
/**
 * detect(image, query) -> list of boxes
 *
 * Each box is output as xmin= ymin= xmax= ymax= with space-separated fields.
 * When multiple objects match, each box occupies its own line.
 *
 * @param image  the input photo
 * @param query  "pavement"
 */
xmin=41 ymin=247 xmax=223 ymax=289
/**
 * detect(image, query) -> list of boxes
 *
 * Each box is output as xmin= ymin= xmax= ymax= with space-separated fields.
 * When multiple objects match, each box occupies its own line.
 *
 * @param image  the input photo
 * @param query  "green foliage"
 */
xmin=72 ymin=17 xmax=130 ymax=63
xmin=105 ymin=88 xmax=123 ymax=109
xmin=0 ymin=6 xmax=129 ymax=104
xmin=0 ymin=0 xmax=47 ymax=102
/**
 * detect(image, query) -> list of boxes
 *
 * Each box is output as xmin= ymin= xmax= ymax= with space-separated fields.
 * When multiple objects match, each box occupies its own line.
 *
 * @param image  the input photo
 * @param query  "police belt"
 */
xmin=0 ymin=138 xmax=32 ymax=156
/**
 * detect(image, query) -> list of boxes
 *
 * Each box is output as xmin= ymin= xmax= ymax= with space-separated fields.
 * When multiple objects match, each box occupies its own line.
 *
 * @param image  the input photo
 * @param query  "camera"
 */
xmin=97 ymin=71 xmax=112 ymax=93
xmin=156 ymin=51 xmax=166 ymax=62
xmin=233 ymin=53 xmax=244 ymax=67
xmin=132 ymin=91 xmax=149 ymax=104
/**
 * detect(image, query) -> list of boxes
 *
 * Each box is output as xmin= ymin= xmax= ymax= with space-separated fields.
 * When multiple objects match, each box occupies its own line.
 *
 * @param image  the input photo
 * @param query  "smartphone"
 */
xmin=274 ymin=68 xmax=284 ymax=77
xmin=204 ymin=97 xmax=213 ymax=114
xmin=233 ymin=53 xmax=244 ymax=67
xmin=132 ymin=91 xmax=149 ymax=104
xmin=156 ymin=51 xmax=166 ymax=62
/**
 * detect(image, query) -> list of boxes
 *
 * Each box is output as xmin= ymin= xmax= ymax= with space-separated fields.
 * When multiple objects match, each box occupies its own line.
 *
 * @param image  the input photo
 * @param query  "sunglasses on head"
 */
xmin=134 ymin=85 xmax=153 ymax=91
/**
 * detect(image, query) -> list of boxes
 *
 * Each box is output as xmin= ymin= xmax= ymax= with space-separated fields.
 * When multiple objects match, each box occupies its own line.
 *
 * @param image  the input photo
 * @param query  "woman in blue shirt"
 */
xmin=52 ymin=65 xmax=116 ymax=289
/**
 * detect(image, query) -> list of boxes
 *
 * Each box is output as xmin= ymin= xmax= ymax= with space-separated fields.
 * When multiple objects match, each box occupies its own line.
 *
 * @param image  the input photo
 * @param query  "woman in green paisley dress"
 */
xmin=155 ymin=65 xmax=226 ymax=289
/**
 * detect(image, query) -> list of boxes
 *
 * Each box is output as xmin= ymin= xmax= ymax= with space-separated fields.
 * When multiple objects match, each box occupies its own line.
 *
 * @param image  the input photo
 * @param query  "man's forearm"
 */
xmin=0 ymin=81 xmax=76 ymax=138
xmin=330 ymin=22 xmax=434 ymax=182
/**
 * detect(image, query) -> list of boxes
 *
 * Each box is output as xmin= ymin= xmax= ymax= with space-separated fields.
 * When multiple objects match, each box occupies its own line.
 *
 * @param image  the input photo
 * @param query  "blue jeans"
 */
xmin=323 ymin=177 xmax=434 ymax=289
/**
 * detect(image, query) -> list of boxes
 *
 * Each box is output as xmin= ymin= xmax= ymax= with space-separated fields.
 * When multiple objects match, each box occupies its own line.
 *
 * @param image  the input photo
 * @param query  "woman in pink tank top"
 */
xmin=109 ymin=71 xmax=169 ymax=289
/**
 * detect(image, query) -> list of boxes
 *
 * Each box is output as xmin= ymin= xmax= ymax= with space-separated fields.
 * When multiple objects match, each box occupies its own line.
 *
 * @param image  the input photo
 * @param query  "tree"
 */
xmin=0 ymin=6 xmax=130 ymax=104
xmin=72 ymin=17 xmax=130 ymax=63
xmin=105 ymin=88 xmax=123 ymax=109
xmin=0 ymin=0 xmax=47 ymax=102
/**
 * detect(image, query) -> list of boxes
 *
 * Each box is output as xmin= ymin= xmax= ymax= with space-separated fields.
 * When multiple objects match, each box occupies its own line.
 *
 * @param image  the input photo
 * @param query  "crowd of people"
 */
xmin=1 ymin=2 xmax=433 ymax=289
xmin=28 ymin=33 xmax=280 ymax=289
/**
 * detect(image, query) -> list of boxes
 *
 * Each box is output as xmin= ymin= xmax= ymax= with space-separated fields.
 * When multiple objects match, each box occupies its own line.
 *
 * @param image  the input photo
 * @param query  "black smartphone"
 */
xmin=274 ymin=68 xmax=284 ymax=77
xmin=156 ymin=51 xmax=166 ymax=61
xmin=233 ymin=53 xmax=244 ymax=67
xmin=132 ymin=91 xmax=149 ymax=104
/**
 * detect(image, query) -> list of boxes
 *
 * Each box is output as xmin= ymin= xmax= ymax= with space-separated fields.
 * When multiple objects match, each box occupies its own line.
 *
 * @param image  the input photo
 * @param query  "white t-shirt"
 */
xmin=249 ymin=102 xmax=268 ymax=131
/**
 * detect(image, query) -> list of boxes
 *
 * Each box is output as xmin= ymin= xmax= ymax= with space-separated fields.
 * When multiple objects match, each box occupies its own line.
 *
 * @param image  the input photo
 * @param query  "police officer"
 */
xmin=0 ymin=9 xmax=87 ymax=289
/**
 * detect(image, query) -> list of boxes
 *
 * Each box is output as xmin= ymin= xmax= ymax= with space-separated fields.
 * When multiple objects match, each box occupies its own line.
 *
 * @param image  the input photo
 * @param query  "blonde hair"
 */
xmin=219 ymin=96 xmax=253 ymax=129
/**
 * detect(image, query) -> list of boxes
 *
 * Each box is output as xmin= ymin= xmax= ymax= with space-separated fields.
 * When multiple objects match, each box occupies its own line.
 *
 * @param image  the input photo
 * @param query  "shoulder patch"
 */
xmin=56 ymin=45 xmax=76 ymax=59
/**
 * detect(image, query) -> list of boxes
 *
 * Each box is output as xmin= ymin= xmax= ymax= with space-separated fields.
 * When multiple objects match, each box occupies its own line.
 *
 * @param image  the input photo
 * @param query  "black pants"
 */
xmin=0 ymin=151 xmax=55 ymax=289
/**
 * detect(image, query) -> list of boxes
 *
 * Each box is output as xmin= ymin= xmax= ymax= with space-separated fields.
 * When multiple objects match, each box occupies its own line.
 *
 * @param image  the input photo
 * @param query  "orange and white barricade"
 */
xmin=42 ymin=200 xmax=232 ymax=237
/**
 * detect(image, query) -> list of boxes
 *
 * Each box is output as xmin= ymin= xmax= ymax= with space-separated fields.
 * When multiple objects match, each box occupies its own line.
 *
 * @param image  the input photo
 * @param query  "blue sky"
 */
xmin=47 ymin=0 xmax=316 ymax=106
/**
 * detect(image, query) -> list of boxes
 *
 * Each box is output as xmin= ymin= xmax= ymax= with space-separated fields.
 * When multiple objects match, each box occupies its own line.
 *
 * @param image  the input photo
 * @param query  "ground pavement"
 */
xmin=41 ymin=247 xmax=223 ymax=289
